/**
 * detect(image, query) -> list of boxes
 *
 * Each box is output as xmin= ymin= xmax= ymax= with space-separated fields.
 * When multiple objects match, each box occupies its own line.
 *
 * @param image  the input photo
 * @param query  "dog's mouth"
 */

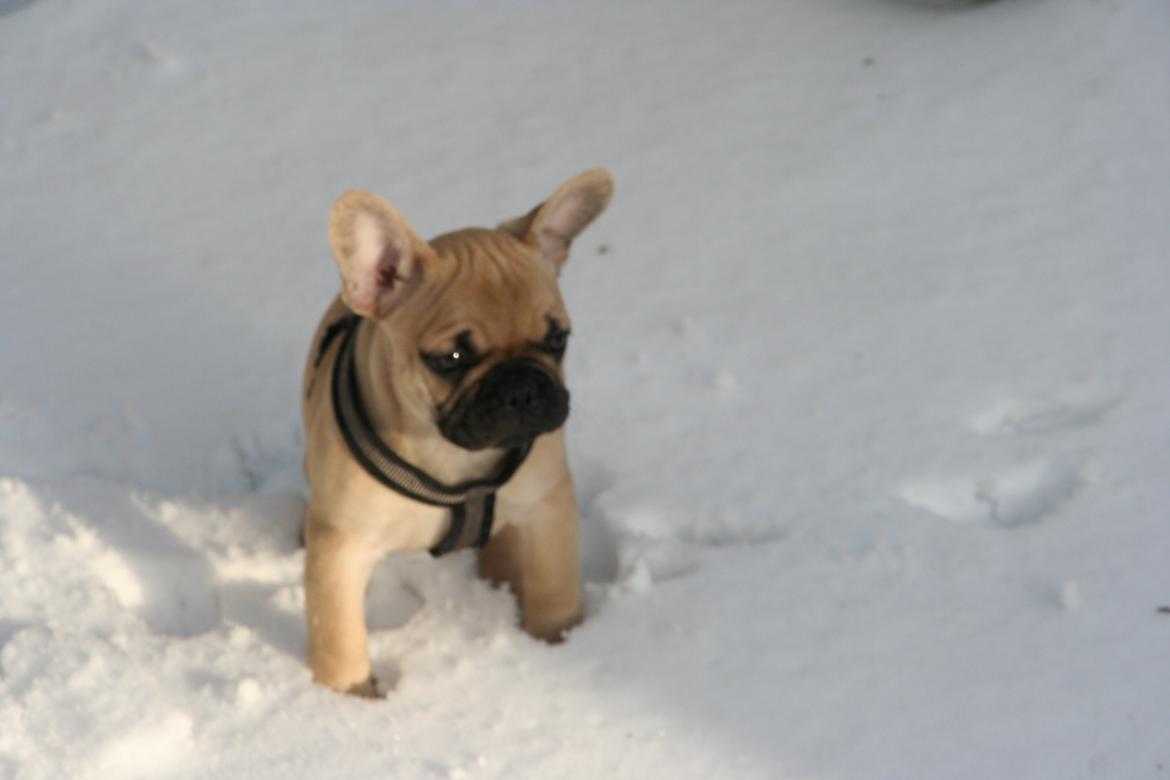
xmin=438 ymin=358 xmax=569 ymax=451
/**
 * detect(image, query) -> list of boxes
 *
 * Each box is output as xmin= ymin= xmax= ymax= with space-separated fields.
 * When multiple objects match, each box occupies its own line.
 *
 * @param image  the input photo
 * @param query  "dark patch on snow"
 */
xmin=894 ymin=0 xmax=1003 ymax=8
xmin=0 ymin=618 xmax=31 ymax=649
xmin=0 ymin=0 xmax=38 ymax=18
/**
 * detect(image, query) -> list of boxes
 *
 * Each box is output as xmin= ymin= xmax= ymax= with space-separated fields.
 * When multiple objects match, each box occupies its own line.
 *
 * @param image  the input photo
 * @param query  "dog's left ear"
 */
xmin=499 ymin=169 xmax=614 ymax=271
xmin=328 ymin=190 xmax=433 ymax=318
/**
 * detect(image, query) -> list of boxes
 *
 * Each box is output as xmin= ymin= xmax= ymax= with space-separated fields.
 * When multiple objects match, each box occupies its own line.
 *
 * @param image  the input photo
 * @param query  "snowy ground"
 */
xmin=1 ymin=0 xmax=1169 ymax=777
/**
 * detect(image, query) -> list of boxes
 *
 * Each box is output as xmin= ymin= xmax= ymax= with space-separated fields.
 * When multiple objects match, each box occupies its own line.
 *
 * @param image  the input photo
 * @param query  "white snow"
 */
xmin=1 ymin=0 xmax=1169 ymax=778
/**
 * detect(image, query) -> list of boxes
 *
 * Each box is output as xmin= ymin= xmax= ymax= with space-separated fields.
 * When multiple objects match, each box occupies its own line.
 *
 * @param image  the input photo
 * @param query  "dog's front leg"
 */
xmin=481 ymin=477 xmax=583 ymax=642
xmin=304 ymin=512 xmax=379 ymax=697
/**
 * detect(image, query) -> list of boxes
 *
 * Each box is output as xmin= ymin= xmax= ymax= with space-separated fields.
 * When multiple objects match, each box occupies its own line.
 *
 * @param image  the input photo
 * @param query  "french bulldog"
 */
xmin=301 ymin=169 xmax=613 ymax=696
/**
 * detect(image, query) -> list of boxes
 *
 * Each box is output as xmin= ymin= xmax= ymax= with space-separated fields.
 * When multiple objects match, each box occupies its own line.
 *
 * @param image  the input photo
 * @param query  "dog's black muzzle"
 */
xmin=440 ymin=358 xmax=569 ymax=450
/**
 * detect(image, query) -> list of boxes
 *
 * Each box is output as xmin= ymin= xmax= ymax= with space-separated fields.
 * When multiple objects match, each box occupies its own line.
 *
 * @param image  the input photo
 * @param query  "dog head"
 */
xmin=327 ymin=170 xmax=613 ymax=451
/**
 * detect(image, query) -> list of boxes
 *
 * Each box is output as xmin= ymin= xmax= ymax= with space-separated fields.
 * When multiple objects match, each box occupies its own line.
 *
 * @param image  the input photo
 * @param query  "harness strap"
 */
xmin=428 ymin=490 xmax=498 ymax=556
xmin=322 ymin=315 xmax=529 ymax=557
xmin=315 ymin=314 xmax=358 ymax=368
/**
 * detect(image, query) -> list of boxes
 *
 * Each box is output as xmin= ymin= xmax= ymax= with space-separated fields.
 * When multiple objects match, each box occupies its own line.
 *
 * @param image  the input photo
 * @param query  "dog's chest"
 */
xmin=328 ymin=460 xmax=529 ymax=556
xmin=325 ymin=465 xmax=446 ymax=552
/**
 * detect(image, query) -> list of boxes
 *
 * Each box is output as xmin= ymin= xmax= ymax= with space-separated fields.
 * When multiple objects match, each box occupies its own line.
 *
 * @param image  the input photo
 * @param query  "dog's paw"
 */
xmin=311 ymin=670 xmax=383 ymax=699
xmin=343 ymin=674 xmax=384 ymax=700
xmin=521 ymin=606 xmax=583 ymax=645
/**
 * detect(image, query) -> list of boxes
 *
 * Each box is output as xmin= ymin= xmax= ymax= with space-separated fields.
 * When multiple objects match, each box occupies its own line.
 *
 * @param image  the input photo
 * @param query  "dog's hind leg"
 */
xmin=304 ymin=510 xmax=380 ymax=697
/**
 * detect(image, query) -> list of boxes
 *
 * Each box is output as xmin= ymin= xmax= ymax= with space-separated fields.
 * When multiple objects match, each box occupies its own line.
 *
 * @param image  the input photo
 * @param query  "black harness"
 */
xmin=317 ymin=315 xmax=531 ymax=557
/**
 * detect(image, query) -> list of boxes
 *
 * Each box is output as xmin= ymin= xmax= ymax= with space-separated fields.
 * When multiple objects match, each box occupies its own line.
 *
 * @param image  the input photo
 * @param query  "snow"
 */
xmin=1 ymin=0 xmax=1168 ymax=777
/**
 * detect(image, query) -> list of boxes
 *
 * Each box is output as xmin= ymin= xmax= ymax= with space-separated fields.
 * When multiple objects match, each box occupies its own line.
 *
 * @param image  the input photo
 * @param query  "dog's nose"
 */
xmin=485 ymin=361 xmax=562 ymax=420
xmin=501 ymin=374 xmax=542 ymax=413
xmin=439 ymin=359 xmax=569 ymax=450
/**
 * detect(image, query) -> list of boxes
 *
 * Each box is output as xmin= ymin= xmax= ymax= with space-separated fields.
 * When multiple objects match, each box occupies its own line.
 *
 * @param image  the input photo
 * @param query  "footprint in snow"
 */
xmin=900 ymin=389 xmax=1115 ymax=527
xmin=968 ymin=388 xmax=1121 ymax=437
xmin=899 ymin=460 xmax=1083 ymax=527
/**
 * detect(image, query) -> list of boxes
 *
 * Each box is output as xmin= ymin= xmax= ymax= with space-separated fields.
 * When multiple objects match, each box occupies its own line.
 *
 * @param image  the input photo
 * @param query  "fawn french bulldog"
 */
xmin=301 ymin=170 xmax=613 ymax=695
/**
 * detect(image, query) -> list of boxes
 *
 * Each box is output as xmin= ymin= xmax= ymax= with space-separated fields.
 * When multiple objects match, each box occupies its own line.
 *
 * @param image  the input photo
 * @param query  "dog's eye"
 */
xmin=541 ymin=321 xmax=570 ymax=357
xmin=422 ymin=332 xmax=480 ymax=379
xmin=545 ymin=329 xmax=569 ymax=352
xmin=425 ymin=350 xmax=466 ymax=374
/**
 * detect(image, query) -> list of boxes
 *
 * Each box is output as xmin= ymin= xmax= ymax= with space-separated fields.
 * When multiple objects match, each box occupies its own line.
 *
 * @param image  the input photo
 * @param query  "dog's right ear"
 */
xmin=328 ymin=191 xmax=432 ymax=318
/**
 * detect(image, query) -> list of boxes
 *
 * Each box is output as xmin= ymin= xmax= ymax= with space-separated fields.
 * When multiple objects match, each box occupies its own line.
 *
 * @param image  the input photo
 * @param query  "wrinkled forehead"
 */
xmin=405 ymin=228 xmax=567 ymax=344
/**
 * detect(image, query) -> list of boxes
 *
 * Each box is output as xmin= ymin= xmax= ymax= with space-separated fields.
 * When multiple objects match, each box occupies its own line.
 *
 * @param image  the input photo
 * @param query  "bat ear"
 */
xmin=498 ymin=169 xmax=614 ymax=271
xmin=328 ymin=191 xmax=433 ymax=318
